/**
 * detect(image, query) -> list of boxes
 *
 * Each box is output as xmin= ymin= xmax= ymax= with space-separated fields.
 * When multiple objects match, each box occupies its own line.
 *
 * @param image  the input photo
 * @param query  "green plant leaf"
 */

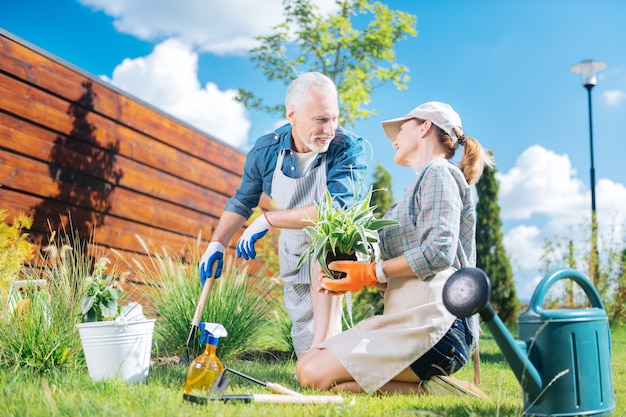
xmin=297 ymin=187 xmax=399 ymax=279
xmin=369 ymin=218 xmax=400 ymax=230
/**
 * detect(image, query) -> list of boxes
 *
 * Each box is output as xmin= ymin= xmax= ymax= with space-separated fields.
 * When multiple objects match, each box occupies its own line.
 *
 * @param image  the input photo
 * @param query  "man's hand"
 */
xmin=199 ymin=241 xmax=225 ymax=285
xmin=236 ymin=214 xmax=271 ymax=260
xmin=320 ymin=261 xmax=379 ymax=293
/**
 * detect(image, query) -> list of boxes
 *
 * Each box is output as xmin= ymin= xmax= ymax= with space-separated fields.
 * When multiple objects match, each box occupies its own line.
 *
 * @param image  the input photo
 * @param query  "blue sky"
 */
xmin=2 ymin=0 xmax=626 ymax=301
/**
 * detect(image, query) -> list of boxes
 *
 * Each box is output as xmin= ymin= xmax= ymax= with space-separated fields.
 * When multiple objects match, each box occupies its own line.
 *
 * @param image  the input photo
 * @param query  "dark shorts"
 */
xmin=409 ymin=318 xmax=472 ymax=380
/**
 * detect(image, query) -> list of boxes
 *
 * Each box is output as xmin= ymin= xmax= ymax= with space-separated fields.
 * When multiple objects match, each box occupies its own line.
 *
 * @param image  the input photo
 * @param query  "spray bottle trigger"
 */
xmin=198 ymin=322 xmax=228 ymax=344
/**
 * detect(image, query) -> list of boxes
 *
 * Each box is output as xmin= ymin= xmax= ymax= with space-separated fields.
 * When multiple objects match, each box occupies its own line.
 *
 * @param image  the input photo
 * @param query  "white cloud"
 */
xmin=498 ymin=144 xmax=626 ymax=300
xmin=102 ymin=38 xmax=250 ymax=147
xmin=79 ymin=0 xmax=339 ymax=55
xmin=497 ymin=145 xmax=587 ymax=222
xmin=503 ymin=225 xmax=543 ymax=271
xmin=80 ymin=0 xmax=340 ymax=146
xmin=604 ymin=90 xmax=626 ymax=106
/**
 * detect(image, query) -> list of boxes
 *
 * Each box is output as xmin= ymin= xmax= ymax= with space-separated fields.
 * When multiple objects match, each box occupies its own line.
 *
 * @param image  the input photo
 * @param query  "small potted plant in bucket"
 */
xmin=76 ymin=258 xmax=156 ymax=383
xmin=297 ymin=187 xmax=398 ymax=280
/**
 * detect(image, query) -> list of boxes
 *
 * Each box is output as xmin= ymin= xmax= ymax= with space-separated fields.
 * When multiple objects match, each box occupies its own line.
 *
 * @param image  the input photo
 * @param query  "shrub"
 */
xmin=0 ymin=210 xmax=35 ymax=301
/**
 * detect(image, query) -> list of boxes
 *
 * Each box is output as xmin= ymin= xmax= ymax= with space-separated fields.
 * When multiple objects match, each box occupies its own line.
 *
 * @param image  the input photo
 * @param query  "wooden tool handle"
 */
xmin=265 ymin=382 xmax=303 ymax=396
xmin=191 ymin=278 xmax=214 ymax=326
xmin=250 ymin=394 xmax=344 ymax=404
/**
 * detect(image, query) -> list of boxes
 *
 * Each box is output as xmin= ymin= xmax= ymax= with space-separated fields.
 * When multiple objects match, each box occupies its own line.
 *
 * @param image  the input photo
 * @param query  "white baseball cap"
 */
xmin=381 ymin=101 xmax=464 ymax=145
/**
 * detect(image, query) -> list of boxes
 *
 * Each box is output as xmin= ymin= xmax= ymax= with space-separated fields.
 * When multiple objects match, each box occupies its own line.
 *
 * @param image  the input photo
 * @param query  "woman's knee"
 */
xmin=295 ymin=349 xmax=334 ymax=390
xmin=296 ymin=356 xmax=322 ymax=389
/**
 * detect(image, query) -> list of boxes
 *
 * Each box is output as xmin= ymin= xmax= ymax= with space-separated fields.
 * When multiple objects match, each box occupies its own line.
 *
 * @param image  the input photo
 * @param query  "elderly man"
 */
xmin=199 ymin=72 xmax=368 ymax=358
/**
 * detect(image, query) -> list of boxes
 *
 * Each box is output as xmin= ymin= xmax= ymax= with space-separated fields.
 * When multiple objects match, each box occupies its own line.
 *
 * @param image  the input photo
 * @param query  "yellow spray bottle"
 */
xmin=184 ymin=322 xmax=227 ymax=395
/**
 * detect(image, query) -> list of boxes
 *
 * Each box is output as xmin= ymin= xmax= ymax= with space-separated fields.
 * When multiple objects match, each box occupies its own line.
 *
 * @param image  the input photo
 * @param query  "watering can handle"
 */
xmin=528 ymin=268 xmax=605 ymax=312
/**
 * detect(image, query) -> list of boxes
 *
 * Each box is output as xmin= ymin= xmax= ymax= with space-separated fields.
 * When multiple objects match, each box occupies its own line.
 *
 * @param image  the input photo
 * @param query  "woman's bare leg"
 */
xmin=332 ymin=368 xmax=427 ymax=395
xmin=297 ymin=349 xmax=428 ymax=395
xmin=296 ymin=347 xmax=352 ymax=390
xmin=331 ymin=380 xmax=427 ymax=395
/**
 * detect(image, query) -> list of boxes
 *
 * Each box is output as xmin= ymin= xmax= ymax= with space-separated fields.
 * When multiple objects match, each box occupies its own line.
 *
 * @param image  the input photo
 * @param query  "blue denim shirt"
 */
xmin=224 ymin=123 xmax=369 ymax=219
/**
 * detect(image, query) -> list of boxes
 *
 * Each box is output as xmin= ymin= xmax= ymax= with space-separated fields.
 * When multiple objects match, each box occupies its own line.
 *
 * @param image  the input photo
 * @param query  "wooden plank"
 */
xmin=0 ymin=102 xmax=272 ymax=214
xmin=0 ymin=130 xmax=232 ymax=219
xmin=0 ymin=74 xmax=245 ymax=196
xmin=0 ymin=33 xmax=247 ymax=176
xmin=0 ymin=151 xmax=220 ymax=239
xmin=0 ymin=189 xmax=207 ymax=256
xmin=0 ymin=32 xmax=275 ymax=270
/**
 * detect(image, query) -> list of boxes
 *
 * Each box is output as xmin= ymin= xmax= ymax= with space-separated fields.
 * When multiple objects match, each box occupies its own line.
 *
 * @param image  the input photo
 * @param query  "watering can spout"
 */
xmin=442 ymin=268 xmax=543 ymax=399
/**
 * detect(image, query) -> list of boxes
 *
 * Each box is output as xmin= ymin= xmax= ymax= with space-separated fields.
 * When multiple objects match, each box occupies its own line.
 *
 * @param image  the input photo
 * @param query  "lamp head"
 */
xmin=570 ymin=59 xmax=607 ymax=88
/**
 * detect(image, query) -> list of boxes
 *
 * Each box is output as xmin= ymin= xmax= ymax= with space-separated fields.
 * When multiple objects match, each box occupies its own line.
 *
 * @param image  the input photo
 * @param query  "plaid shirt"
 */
xmin=380 ymin=158 xmax=476 ymax=280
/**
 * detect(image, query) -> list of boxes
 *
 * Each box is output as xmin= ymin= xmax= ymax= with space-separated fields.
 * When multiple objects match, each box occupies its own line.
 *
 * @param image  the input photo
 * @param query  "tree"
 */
xmin=475 ymin=156 xmax=520 ymax=324
xmin=236 ymin=0 xmax=417 ymax=127
xmin=370 ymin=162 xmax=394 ymax=217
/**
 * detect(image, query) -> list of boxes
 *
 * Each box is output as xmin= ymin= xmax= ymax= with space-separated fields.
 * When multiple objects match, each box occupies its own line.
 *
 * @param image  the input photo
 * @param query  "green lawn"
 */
xmin=1 ymin=326 xmax=624 ymax=416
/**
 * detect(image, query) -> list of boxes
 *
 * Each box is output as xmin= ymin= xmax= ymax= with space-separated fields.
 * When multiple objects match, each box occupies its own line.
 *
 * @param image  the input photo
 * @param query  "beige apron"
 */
xmin=270 ymin=149 xmax=332 ymax=358
xmin=318 ymin=268 xmax=457 ymax=394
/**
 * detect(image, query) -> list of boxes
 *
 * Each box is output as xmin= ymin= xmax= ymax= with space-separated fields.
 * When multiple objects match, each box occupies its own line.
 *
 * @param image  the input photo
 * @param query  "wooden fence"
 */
xmin=0 ymin=29 xmax=270 ymax=273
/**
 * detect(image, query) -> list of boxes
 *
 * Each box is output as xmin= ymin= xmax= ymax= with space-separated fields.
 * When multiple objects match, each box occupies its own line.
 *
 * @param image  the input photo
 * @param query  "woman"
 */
xmin=295 ymin=101 xmax=493 ymax=395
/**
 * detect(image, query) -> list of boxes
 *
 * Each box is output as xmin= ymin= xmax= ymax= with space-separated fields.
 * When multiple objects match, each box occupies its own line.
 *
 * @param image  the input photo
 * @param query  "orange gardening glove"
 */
xmin=321 ymin=260 xmax=378 ymax=293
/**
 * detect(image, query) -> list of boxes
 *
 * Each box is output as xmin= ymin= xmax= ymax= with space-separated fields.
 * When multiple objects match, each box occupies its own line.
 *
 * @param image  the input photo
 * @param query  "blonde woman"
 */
xmin=296 ymin=101 xmax=492 ymax=396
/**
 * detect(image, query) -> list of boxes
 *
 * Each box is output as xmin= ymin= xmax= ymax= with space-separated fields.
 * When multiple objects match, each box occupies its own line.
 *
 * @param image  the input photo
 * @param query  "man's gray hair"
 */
xmin=285 ymin=72 xmax=337 ymax=110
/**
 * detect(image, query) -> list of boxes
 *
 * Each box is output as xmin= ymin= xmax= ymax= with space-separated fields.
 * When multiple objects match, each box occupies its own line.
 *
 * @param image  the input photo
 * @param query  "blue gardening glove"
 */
xmin=200 ymin=241 xmax=225 ymax=285
xmin=236 ymin=213 xmax=271 ymax=260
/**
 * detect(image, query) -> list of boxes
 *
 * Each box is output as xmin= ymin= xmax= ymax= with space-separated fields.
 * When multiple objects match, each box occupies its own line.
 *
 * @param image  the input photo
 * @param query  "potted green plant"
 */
xmin=80 ymin=258 xmax=124 ymax=322
xmin=76 ymin=257 xmax=156 ymax=383
xmin=297 ymin=187 xmax=398 ymax=279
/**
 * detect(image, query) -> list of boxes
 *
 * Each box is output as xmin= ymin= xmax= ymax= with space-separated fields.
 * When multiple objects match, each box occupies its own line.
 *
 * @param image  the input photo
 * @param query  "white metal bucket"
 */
xmin=76 ymin=317 xmax=156 ymax=383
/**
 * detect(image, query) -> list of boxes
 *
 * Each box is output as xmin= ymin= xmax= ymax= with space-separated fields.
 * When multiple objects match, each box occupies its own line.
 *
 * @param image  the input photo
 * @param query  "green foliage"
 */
xmin=236 ymin=0 xmax=417 ymax=127
xmin=0 ymin=226 xmax=97 ymax=371
xmin=346 ymin=287 xmax=384 ymax=325
xmin=370 ymin=163 xmax=394 ymax=218
xmin=0 ymin=210 xmax=35 ymax=300
xmin=124 ymin=236 xmax=280 ymax=362
xmin=253 ymin=306 xmax=295 ymax=358
xmin=541 ymin=217 xmax=626 ymax=323
xmin=297 ymin=187 xmax=398 ymax=278
xmin=80 ymin=258 xmax=124 ymax=322
xmin=475 ymin=159 xmax=520 ymax=323
xmin=608 ymin=249 xmax=626 ymax=326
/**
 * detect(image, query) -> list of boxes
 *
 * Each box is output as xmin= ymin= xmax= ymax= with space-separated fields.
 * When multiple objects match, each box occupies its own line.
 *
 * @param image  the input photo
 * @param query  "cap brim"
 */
xmin=381 ymin=117 xmax=408 ymax=141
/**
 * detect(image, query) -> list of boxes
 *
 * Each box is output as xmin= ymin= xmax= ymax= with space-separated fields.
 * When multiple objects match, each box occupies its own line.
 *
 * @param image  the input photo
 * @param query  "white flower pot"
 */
xmin=76 ymin=317 xmax=156 ymax=383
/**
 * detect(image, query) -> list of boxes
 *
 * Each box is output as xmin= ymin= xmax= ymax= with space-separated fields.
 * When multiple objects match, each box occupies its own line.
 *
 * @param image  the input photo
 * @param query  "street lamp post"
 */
xmin=570 ymin=59 xmax=606 ymax=283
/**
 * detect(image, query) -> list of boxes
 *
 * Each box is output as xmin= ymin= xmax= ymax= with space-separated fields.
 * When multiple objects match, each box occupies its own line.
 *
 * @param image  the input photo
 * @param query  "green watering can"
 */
xmin=443 ymin=267 xmax=615 ymax=417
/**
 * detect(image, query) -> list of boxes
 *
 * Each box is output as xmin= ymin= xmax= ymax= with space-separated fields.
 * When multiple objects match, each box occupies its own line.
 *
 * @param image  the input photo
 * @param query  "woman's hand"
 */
xmin=319 ymin=260 xmax=379 ymax=293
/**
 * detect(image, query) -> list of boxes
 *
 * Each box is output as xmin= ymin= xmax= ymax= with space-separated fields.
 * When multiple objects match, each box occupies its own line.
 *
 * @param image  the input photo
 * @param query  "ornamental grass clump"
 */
xmin=121 ymin=235 xmax=281 ymax=361
xmin=0 ymin=227 xmax=97 ymax=371
xmin=297 ymin=187 xmax=398 ymax=278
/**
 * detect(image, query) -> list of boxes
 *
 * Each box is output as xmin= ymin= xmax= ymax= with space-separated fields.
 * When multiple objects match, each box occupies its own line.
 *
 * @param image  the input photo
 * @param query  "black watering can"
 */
xmin=443 ymin=267 xmax=615 ymax=416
